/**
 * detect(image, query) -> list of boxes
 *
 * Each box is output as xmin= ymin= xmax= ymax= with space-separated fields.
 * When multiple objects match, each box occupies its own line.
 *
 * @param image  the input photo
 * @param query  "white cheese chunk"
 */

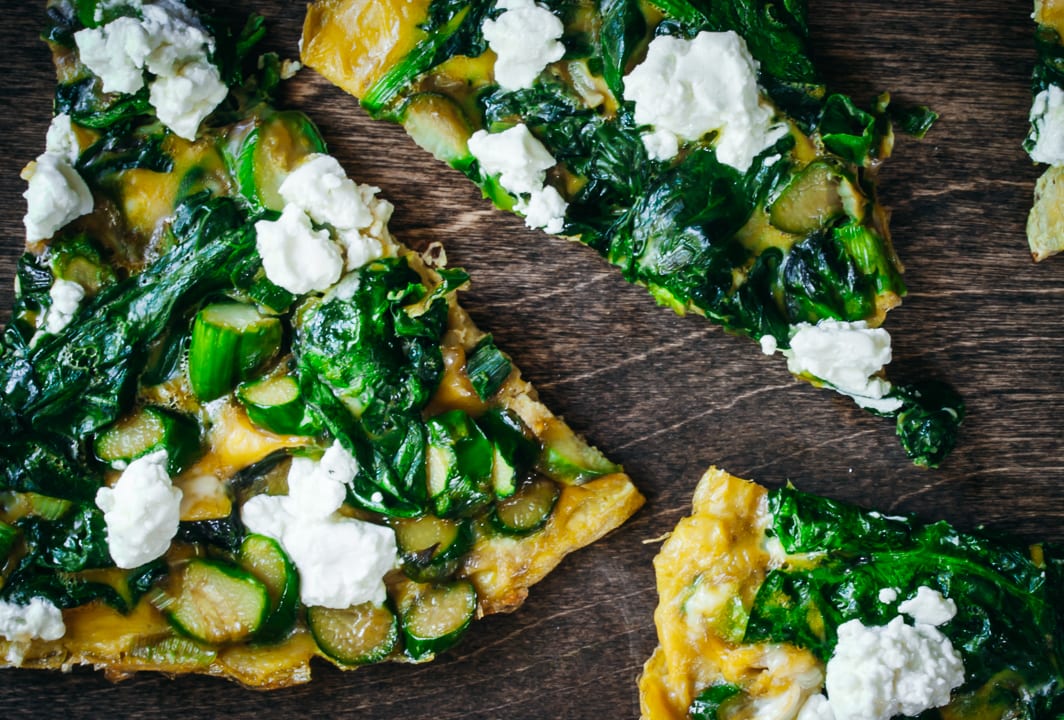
xmin=148 ymin=58 xmax=227 ymax=141
xmin=622 ymin=31 xmax=788 ymax=171
xmin=22 ymin=153 xmax=94 ymax=243
xmin=515 ymin=184 xmax=568 ymax=234
xmin=796 ymin=694 xmax=835 ymax=720
xmin=898 ymin=586 xmax=957 ymax=627
xmin=279 ymin=154 xmax=375 ymax=231
xmin=241 ymin=441 xmax=398 ymax=609
xmin=785 ymin=319 xmax=902 ymax=413
xmin=75 ymin=1 xmax=225 ymax=141
xmin=45 ymin=114 xmax=80 ymax=165
xmin=0 ymin=598 xmax=65 ymax=644
xmin=255 ymin=204 xmax=344 ymax=294
xmin=877 ymin=587 xmax=899 ymax=604
xmin=482 ymin=0 xmax=565 ymax=91
xmin=74 ymin=16 xmax=152 ymax=94
xmin=825 ymin=616 xmax=965 ymax=720
xmin=43 ymin=279 xmax=86 ymax=335
xmin=759 ymin=334 xmax=778 ymax=355
xmin=94 ymin=450 xmax=182 ymax=569
xmin=468 ymin=124 xmax=569 ymax=232
xmin=1030 ymin=84 xmax=1064 ymax=165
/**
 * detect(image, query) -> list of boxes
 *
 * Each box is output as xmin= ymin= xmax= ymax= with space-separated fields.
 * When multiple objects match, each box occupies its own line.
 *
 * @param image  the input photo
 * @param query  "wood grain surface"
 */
xmin=0 ymin=1 xmax=1059 ymax=717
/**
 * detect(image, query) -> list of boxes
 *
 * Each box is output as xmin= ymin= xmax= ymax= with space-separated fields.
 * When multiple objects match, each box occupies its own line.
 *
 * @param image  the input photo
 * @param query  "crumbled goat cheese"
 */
xmin=482 ymin=0 xmax=565 ymax=91
xmin=95 ymin=450 xmax=182 ymax=569
xmin=42 ymin=279 xmax=86 ymax=335
xmin=759 ymin=334 xmax=778 ymax=355
xmin=74 ymin=16 xmax=151 ymax=94
xmin=898 ymin=586 xmax=957 ymax=627
xmin=241 ymin=442 xmax=398 ymax=609
xmin=255 ymin=204 xmax=344 ymax=294
xmin=825 ymin=616 xmax=965 ymax=720
xmin=280 ymin=154 xmax=375 ymax=232
xmin=278 ymin=154 xmax=392 ymax=270
xmin=0 ymin=597 xmax=66 ymax=663
xmin=796 ymin=694 xmax=835 ymax=720
xmin=515 ymin=184 xmax=568 ymax=234
xmin=75 ymin=1 xmax=226 ymax=140
xmin=149 ymin=59 xmax=228 ymax=141
xmin=1030 ymin=84 xmax=1064 ymax=165
xmin=878 ymin=587 xmax=899 ymax=604
xmin=785 ymin=320 xmax=903 ymax=413
xmin=45 ymin=114 xmax=80 ymax=164
xmin=22 ymin=153 xmax=94 ymax=243
xmin=623 ymin=31 xmax=788 ymax=171
xmin=468 ymin=124 xmax=569 ymax=233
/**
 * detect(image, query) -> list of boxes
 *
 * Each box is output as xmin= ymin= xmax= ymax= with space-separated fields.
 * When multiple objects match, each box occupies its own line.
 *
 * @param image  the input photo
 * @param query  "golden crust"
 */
xmin=1028 ymin=164 xmax=1064 ymax=262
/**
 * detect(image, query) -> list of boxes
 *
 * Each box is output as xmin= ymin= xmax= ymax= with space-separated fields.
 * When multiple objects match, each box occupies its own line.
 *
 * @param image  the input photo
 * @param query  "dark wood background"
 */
xmin=0 ymin=1 xmax=1060 ymax=717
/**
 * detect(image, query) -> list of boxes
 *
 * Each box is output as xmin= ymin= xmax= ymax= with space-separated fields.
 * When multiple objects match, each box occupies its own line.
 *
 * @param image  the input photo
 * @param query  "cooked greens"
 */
xmin=743 ymin=485 xmax=1064 ymax=717
xmin=303 ymin=0 xmax=963 ymax=466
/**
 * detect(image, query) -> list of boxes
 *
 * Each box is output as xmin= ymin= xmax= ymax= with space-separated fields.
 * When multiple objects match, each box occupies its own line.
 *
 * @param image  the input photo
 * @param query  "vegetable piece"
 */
xmin=161 ymin=558 xmax=269 ymax=645
xmin=425 ymin=409 xmax=494 ymax=518
xmin=187 ymin=302 xmax=283 ymax=401
xmin=768 ymin=162 xmax=846 ymax=235
xmin=237 ymin=374 xmax=319 ymax=436
xmin=477 ymin=408 xmax=540 ymax=499
xmin=400 ymin=579 xmax=477 ymax=660
xmin=464 ymin=334 xmax=512 ymax=401
xmin=307 ymin=602 xmax=399 ymax=665
xmin=400 ymin=92 xmax=474 ymax=170
xmin=0 ymin=521 xmax=18 ymax=562
xmin=240 ymin=534 xmax=300 ymax=643
xmin=19 ymin=492 xmax=74 ymax=521
xmin=689 ymin=684 xmax=744 ymax=720
xmin=48 ymin=235 xmax=115 ymax=296
xmin=394 ymin=515 xmax=473 ymax=582
xmin=93 ymin=406 xmax=201 ymax=474
xmin=233 ymin=110 xmax=327 ymax=212
xmin=129 ymin=636 xmax=218 ymax=670
xmin=491 ymin=477 xmax=559 ymax=536
xmin=536 ymin=418 xmax=620 ymax=485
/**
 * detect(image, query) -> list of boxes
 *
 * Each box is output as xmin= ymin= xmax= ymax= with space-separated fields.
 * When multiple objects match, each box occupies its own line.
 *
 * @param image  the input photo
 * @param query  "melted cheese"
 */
xmin=639 ymin=468 xmax=824 ymax=720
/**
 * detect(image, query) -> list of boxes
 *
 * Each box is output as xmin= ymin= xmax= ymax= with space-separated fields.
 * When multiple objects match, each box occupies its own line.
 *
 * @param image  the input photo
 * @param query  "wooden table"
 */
xmin=0 ymin=1 xmax=1058 ymax=717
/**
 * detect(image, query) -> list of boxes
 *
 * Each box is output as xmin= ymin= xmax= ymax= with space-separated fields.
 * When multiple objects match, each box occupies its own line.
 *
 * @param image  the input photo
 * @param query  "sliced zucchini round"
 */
xmin=129 ymin=635 xmax=218 ymax=670
xmin=491 ymin=477 xmax=559 ymax=536
xmin=400 ymin=93 xmax=474 ymax=171
xmin=400 ymin=579 xmax=477 ymax=661
xmin=94 ymin=405 xmax=201 ymax=474
xmin=163 ymin=558 xmax=270 ymax=645
xmin=236 ymin=110 xmax=327 ymax=212
xmin=536 ymin=418 xmax=620 ymax=485
xmin=237 ymin=374 xmax=318 ymax=437
xmin=768 ymin=161 xmax=846 ymax=235
xmin=308 ymin=602 xmax=399 ymax=666
xmin=187 ymin=302 xmax=283 ymax=401
xmin=394 ymin=515 xmax=473 ymax=583
xmin=240 ymin=534 xmax=300 ymax=643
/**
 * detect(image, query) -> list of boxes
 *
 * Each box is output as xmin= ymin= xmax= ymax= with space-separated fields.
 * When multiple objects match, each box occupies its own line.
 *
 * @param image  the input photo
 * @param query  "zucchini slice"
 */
xmin=536 ymin=418 xmax=620 ymax=485
xmin=477 ymin=408 xmax=539 ymax=498
xmin=235 ymin=110 xmax=327 ymax=213
xmin=769 ymin=161 xmax=850 ymax=235
xmin=307 ymin=602 xmax=399 ymax=666
xmin=240 ymin=534 xmax=300 ymax=643
xmin=400 ymin=92 xmax=474 ymax=171
xmin=394 ymin=515 xmax=473 ymax=583
xmin=425 ymin=410 xmax=494 ymax=518
xmin=162 ymin=559 xmax=270 ymax=645
xmin=491 ymin=477 xmax=559 ymax=536
xmin=129 ymin=635 xmax=218 ymax=670
xmin=94 ymin=405 xmax=201 ymax=473
xmin=400 ymin=579 xmax=477 ymax=661
xmin=464 ymin=334 xmax=512 ymax=400
xmin=187 ymin=302 xmax=283 ymax=401
xmin=237 ymin=374 xmax=318 ymax=437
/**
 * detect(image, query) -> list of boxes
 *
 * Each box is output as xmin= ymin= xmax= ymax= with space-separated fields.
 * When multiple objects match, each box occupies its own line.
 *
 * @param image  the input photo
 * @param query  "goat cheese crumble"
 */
xmin=468 ymin=123 xmax=568 ymax=233
xmin=22 ymin=152 xmax=94 ymax=244
xmin=42 ymin=279 xmax=86 ymax=335
xmin=824 ymin=615 xmax=965 ymax=720
xmin=1029 ymin=84 xmax=1064 ymax=165
xmin=94 ymin=450 xmax=182 ymax=569
xmin=785 ymin=319 xmax=903 ymax=413
xmin=622 ymin=31 xmax=788 ymax=171
xmin=74 ymin=1 xmax=227 ymax=140
xmin=241 ymin=442 xmax=398 ymax=609
xmin=898 ymin=586 xmax=957 ymax=627
xmin=482 ymin=0 xmax=565 ymax=91
xmin=255 ymin=204 xmax=344 ymax=294
xmin=0 ymin=598 xmax=66 ymax=664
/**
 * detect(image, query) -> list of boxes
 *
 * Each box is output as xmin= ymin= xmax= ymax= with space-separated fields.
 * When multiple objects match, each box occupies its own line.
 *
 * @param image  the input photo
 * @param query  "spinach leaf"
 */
xmin=893 ymin=381 xmax=965 ymax=469
xmin=20 ymin=503 xmax=111 ymax=572
xmin=55 ymin=77 xmax=152 ymax=130
xmin=745 ymin=486 xmax=1064 ymax=713
xmin=689 ymin=684 xmax=743 ymax=720
xmin=76 ymin=121 xmax=174 ymax=185
xmin=600 ymin=0 xmax=647 ymax=99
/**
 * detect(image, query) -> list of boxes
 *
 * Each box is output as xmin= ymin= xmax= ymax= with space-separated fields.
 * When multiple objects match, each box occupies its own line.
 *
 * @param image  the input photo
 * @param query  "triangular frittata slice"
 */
xmin=300 ymin=0 xmax=963 ymax=467
xmin=639 ymin=467 xmax=1063 ymax=718
xmin=0 ymin=0 xmax=642 ymax=688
